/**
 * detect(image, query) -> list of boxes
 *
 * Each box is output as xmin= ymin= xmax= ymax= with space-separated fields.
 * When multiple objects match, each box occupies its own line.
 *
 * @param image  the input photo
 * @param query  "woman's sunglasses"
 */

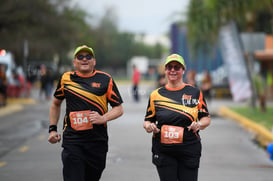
xmin=166 ymin=64 xmax=182 ymax=71
xmin=76 ymin=54 xmax=93 ymax=60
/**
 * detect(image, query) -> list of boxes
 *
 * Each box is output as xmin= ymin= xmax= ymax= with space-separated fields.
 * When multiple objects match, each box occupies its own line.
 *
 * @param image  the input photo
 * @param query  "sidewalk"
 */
xmin=0 ymin=86 xmax=40 ymax=117
xmin=0 ymin=97 xmax=36 ymax=117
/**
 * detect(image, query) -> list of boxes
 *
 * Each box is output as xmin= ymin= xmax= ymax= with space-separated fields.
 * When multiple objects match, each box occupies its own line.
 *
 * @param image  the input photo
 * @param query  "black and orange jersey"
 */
xmin=145 ymin=84 xmax=209 ymax=147
xmin=54 ymin=70 xmax=123 ymax=145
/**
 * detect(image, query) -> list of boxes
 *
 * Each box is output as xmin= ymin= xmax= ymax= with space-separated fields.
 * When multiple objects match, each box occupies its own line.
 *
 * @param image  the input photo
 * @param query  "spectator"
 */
xmin=45 ymin=68 xmax=55 ymax=100
xmin=132 ymin=64 xmax=141 ymax=102
xmin=16 ymin=67 xmax=26 ymax=97
xmin=253 ymin=71 xmax=266 ymax=112
xmin=0 ymin=64 xmax=7 ymax=107
xmin=39 ymin=64 xmax=48 ymax=101
xmin=25 ymin=65 xmax=38 ymax=98
xmin=201 ymin=70 xmax=212 ymax=102
xmin=186 ymin=70 xmax=197 ymax=87
xmin=157 ymin=74 xmax=166 ymax=87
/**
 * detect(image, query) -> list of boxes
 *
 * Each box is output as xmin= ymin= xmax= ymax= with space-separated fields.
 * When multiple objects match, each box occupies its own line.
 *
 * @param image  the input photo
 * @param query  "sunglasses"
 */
xmin=76 ymin=54 xmax=93 ymax=60
xmin=166 ymin=64 xmax=182 ymax=71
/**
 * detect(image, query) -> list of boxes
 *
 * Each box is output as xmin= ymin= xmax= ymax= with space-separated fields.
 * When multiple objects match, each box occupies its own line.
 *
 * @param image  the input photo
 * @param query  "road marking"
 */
xmin=18 ymin=146 xmax=29 ymax=152
xmin=0 ymin=161 xmax=7 ymax=167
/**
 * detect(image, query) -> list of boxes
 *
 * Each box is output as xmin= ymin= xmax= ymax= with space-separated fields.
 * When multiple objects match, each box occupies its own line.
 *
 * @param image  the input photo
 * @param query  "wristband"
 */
xmin=198 ymin=122 xmax=202 ymax=128
xmin=49 ymin=125 xmax=57 ymax=133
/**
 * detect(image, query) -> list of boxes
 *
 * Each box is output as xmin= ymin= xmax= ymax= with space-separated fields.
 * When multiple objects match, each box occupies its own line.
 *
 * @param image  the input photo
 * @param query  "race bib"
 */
xmin=161 ymin=125 xmax=184 ymax=144
xmin=69 ymin=110 xmax=93 ymax=131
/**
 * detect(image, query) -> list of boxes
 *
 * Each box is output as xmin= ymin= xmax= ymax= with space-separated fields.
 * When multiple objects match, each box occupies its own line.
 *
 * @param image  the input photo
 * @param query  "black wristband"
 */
xmin=49 ymin=125 xmax=57 ymax=133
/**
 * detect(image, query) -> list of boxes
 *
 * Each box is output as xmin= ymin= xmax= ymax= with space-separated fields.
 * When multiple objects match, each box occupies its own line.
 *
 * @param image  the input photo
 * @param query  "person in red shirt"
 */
xmin=132 ymin=64 xmax=141 ymax=102
xmin=0 ymin=64 xmax=7 ymax=106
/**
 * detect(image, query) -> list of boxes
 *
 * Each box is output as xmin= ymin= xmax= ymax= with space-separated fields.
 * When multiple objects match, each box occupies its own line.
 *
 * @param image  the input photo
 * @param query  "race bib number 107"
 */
xmin=161 ymin=125 xmax=184 ymax=144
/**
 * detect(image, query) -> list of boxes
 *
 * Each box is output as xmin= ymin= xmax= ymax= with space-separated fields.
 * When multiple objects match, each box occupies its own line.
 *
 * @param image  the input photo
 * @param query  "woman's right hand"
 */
xmin=143 ymin=121 xmax=160 ymax=133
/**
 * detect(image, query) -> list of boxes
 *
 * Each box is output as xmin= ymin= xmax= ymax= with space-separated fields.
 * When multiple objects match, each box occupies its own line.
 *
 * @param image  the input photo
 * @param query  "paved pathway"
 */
xmin=0 ymin=83 xmax=272 ymax=181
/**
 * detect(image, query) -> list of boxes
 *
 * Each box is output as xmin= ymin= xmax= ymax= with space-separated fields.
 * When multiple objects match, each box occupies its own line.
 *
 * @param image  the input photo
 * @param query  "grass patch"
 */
xmin=229 ymin=106 xmax=273 ymax=131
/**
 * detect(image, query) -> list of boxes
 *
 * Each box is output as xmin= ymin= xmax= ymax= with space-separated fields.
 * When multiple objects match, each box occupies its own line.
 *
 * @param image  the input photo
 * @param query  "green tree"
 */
xmin=0 ymin=0 xmax=93 ymax=66
xmin=0 ymin=0 xmax=165 ymax=71
xmin=187 ymin=0 xmax=272 ymax=54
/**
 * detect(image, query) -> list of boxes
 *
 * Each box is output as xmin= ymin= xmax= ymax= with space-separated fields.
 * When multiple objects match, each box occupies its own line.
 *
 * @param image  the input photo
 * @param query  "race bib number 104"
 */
xmin=69 ymin=110 xmax=93 ymax=131
xmin=161 ymin=125 xmax=184 ymax=144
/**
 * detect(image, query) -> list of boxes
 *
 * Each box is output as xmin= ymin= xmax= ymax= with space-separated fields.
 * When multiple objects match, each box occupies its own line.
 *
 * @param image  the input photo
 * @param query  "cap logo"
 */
xmin=169 ymin=55 xmax=178 ymax=59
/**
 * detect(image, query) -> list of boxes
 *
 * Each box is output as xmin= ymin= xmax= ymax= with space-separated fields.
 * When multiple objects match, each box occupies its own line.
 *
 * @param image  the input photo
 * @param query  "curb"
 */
xmin=218 ymin=106 xmax=273 ymax=147
xmin=7 ymin=98 xmax=36 ymax=104
xmin=0 ymin=98 xmax=36 ymax=118
xmin=0 ymin=104 xmax=23 ymax=117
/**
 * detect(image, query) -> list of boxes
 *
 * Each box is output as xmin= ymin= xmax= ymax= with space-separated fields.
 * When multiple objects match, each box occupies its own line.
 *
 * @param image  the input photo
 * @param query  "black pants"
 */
xmin=133 ymin=85 xmax=139 ymax=102
xmin=153 ymin=142 xmax=201 ymax=181
xmin=62 ymin=145 xmax=107 ymax=181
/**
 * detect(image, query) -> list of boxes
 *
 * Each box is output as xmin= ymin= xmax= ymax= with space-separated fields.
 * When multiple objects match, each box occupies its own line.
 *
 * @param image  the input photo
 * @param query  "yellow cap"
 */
xmin=73 ymin=45 xmax=95 ymax=57
xmin=164 ymin=54 xmax=186 ymax=69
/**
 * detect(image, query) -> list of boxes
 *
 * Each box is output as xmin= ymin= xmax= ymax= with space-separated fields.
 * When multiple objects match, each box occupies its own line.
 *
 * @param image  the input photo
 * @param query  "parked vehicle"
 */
xmin=0 ymin=49 xmax=16 ymax=84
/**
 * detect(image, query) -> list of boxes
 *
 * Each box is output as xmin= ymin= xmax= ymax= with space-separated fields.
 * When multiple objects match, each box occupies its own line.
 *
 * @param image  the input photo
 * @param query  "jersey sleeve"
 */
xmin=107 ymin=78 xmax=123 ymax=107
xmin=144 ymin=92 xmax=156 ymax=123
xmin=198 ymin=90 xmax=210 ymax=119
xmin=53 ymin=73 xmax=65 ymax=100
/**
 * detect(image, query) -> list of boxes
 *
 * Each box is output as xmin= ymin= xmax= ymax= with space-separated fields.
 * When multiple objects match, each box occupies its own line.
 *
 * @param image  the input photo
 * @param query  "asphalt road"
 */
xmin=0 ymin=83 xmax=272 ymax=181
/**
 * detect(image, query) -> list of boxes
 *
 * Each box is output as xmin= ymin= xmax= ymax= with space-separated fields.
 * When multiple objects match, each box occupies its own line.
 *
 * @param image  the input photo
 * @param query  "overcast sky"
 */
xmin=70 ymin=0 xmax=190 ymax=37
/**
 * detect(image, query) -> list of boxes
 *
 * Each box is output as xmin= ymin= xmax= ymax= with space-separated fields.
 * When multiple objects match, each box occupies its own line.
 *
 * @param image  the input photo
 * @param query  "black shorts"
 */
xmin=152 ymin=142 xmax=201 ymax=181
xmin=62 ymin=144 xmax=107 ymax=181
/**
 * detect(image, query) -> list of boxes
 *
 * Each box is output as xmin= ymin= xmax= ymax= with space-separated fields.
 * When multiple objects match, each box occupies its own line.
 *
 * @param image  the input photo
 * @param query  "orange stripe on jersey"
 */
xmin=145 ymin=87 xmax=200 ymax=122
xmin=66 ymin=84 xmax=107 ymax=112
xmin=145 ymin=99 xmax=156 ymax=119
xmin=65 ymin=88 xmax=105 ymax=114
xmin=155 ymin=104 xmax=196 ymax=122
xmin=95 ymin=70 xmax=111 ymax=77
xmin=198 ymin=91 xmax=203 ymax=110
xmin=198 ymin=91 xmax=209 ymax=113
xmin=106 ymin=78 xmax=120 ymax=104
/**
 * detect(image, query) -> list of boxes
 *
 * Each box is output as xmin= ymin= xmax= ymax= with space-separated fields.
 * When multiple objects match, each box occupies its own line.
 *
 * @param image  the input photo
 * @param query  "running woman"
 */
xmin=143 ymin=54 xmax=211 ymax=181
